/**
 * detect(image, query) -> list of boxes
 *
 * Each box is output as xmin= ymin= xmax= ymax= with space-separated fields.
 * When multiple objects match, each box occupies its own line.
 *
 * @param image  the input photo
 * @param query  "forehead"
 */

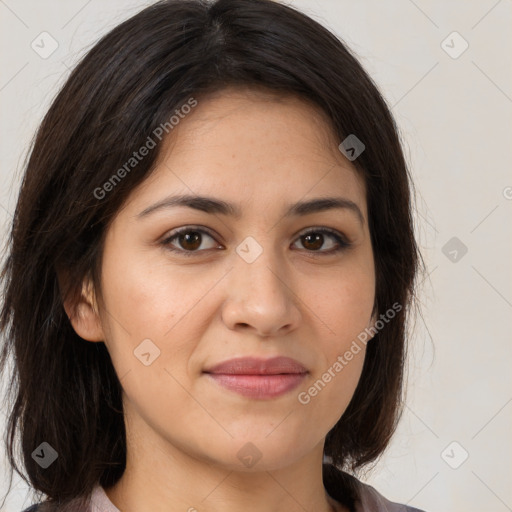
xmin=124 ymin=88 xmax=367 ymax=219
xmin=164 ymin=87 xmax=348 ymax=162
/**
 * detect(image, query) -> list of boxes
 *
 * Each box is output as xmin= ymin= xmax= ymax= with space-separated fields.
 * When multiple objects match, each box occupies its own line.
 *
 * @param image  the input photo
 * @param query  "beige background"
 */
xmin=1 ymin=1 xmax=511 ymax=511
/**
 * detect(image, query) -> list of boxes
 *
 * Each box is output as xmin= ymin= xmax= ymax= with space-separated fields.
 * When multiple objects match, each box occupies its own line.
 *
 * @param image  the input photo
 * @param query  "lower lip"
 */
xmin=205 ymin=373 xmax=307 ymax=399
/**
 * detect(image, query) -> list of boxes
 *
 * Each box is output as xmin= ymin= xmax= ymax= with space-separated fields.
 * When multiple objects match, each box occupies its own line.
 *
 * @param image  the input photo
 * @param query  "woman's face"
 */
xmin=84 ymin=88 xmax=376 ymax=471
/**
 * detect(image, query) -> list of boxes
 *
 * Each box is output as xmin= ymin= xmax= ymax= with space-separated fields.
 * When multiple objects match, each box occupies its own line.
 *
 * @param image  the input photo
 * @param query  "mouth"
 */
xmin=203 ymin=372 xmax=308 ymax=399
xmin=203 ymin=355 xmax=308 ymax=374
xmin=202 ymin=356 xmax=309 ymax=399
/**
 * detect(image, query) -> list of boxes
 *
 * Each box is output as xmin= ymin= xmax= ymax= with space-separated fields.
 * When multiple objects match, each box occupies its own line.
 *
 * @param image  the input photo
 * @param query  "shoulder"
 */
xmin=19 ymin=483 xmax=111 ymax=512
xmin=322 ymin=462 xmax=428 ymax=512
xmin=355 ymin=479 xmax=427 ymax=512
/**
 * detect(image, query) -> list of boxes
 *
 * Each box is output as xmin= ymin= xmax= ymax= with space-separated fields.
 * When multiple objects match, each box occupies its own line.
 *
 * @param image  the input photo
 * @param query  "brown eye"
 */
xmin=161 ymin=226 xmax=350 ymax=258
xmin=161 ymin=227 xmax=220 ymax=256
xmin=293 ymin=228 xmax=350 ymax=255
xmin=176 ymin=231 xmax=202 ymax=251
xmin=301 ymin=232 xmax=324 ymax=251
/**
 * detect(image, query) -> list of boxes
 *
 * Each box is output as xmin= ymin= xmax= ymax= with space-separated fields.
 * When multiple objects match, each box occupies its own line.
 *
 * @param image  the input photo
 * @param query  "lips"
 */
xmin=203 ymin=356 xmax=308 ymax=375
xmin=203 ymin=356 xmax=308 ymax=399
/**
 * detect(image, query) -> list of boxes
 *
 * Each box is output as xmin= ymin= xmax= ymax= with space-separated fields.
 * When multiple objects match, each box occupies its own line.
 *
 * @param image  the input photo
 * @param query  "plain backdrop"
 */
xmin=1 ymin=1 xmax=511 ymax=511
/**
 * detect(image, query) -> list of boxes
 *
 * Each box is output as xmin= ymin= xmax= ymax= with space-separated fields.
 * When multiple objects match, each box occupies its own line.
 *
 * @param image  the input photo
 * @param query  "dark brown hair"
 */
xmin=0 ymin=0 xmax=423 ymax=510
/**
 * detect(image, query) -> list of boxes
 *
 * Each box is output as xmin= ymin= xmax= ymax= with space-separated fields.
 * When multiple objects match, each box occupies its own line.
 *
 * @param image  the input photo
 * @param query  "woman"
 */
xmin=0 ymin=0 xmax=426 ymax=510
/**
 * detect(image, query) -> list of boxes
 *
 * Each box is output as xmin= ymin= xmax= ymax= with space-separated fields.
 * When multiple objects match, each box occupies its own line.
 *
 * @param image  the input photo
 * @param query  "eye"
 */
xmin=161 ymin=226 xmax=221 ymax=256
xmin=292 ymin=228 xmax=351 ymax=256
xmin=160 ymin=226 xmax=351 ymax=257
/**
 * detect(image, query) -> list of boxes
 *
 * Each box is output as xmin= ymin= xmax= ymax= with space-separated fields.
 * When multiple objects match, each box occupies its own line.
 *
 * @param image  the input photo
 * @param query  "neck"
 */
xmin=103 ymin=416 xmax=348 ymax=512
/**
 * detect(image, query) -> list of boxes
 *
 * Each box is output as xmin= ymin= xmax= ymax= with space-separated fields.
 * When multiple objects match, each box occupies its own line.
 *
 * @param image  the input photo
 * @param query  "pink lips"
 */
xmin=203 ymin=356 xmax=308 ymax=399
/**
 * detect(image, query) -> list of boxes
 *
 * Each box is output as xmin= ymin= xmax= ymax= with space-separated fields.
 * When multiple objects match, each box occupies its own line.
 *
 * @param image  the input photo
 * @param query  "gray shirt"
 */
xmin=87 ymin=472 xmax=426 ymax=512
xmin=21 ymin=463 xmax=426 ymax=512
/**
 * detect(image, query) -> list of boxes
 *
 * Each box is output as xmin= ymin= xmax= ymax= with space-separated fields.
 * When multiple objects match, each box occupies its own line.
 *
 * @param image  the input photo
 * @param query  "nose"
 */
xmin=221 ymin=241 xmax=301 ymax=337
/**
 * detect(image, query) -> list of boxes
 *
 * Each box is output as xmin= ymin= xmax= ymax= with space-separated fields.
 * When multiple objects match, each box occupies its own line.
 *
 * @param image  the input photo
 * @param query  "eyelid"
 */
xmin=160 ymin=225 xmax=221 ymax=252
xmin=160 ymin=225 xmax=351 ymax=256
xmin=296 ymin=226 xmax=350 ymax=243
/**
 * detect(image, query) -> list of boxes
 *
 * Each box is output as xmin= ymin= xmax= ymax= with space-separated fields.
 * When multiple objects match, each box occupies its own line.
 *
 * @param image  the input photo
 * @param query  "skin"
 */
xmin=66 ymin=87 xmax=377 ymax=512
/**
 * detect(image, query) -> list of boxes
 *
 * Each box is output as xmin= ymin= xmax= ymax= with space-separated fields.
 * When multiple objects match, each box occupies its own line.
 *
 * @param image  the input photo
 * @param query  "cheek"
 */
xmin=297 ymin=279 xmax=371 ymax=428
xmin=308 ymin=259 xmax=375 ymax=341
xmin=303 ymin=261 xmax=374 ymax=402
xmin=98 ymin=239 xmax=207 ymax=371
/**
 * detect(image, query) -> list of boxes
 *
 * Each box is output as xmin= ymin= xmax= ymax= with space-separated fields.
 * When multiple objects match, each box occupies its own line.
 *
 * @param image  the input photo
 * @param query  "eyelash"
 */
xmin=160 ymin=225 xmax=351 ymax=258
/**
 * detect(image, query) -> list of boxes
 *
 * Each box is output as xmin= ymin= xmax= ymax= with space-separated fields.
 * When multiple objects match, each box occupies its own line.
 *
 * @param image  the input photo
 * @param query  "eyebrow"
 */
xmin=136 ymin=194 xmax=365 ymax=225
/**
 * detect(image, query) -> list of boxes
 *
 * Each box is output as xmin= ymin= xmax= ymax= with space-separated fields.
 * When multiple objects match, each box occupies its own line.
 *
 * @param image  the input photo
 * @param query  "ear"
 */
xmin=63 ymin=274 xmax=105 ymax=342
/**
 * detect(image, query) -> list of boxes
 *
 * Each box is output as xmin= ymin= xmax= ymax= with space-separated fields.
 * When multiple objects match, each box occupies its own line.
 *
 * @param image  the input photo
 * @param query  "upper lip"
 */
xmin=203 ymin=356 xmax=308 ymax=375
